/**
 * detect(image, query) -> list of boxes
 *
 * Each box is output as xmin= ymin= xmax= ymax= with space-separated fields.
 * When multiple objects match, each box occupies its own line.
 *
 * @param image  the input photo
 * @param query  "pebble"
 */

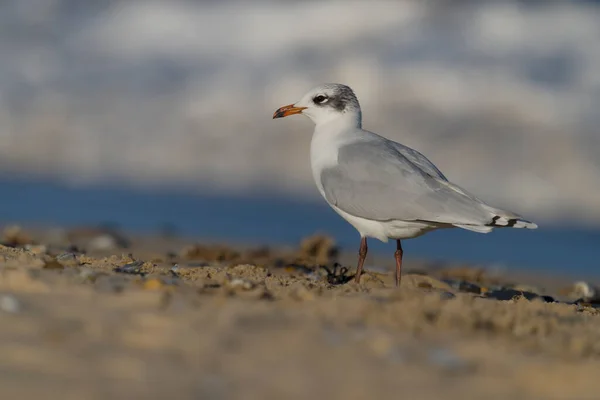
xmin=114 ymin=260 xmax=145 ymax=275
xmin=170 ymin=264 xmax=180 ymax=277
xmin=439 ymin=291 xmax=456 ymax=300
xmin=0 ymin=295 xmax=21 ymax=314
xmin=56 ymin=253 xmax=79 ymax=267
xmin=442 ymin=279 xmax=481 ymax=294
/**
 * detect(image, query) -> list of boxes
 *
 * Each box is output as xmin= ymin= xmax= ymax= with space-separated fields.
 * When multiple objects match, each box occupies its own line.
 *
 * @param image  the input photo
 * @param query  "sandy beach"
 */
xmin=0 ymin=226 xmax=597 ymax=400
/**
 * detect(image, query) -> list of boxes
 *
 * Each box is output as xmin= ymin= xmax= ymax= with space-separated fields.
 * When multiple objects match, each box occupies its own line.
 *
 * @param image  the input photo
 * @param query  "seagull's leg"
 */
xmin=354 ymin=237 xmax=368 ymax=283
xmin=394 ymin=240 xmax=403 ymax=287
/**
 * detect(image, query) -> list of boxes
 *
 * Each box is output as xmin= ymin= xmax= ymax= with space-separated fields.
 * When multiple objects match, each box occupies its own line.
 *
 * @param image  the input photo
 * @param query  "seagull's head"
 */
xmin=273 ymin=83 xmax=361 ymax=127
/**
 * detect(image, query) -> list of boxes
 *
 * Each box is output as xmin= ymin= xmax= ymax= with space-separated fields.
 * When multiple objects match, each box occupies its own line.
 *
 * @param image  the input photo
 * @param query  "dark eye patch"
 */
xmin=313 ymin=95 xmax=328 ymax=104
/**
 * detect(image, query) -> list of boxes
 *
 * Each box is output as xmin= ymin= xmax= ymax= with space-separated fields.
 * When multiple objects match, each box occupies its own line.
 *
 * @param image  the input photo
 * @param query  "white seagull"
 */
xmin=273 ymin=83 xmax=537 ymax=287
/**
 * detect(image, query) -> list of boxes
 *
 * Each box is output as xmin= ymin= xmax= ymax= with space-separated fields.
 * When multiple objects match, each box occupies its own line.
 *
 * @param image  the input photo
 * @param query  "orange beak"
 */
xmin=273 ymin=104 xmax=307 ymax=119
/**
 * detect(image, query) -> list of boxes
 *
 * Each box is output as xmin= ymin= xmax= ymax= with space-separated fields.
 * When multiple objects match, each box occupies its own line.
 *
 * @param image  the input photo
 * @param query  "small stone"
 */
xmin=0 ymin=295 xmax=21 ymax=313
xmin=169 ymin=266 xmax=182 ymax=279
xmin=56 ymin=253 xmax=79 ymax=267
xmin=442 ymin=279 xmax=481 ymax=294
xmin=439 ymin=291 xmax=456 ymax=300
xmin=114 ymin=260 xmax=145 ymax=275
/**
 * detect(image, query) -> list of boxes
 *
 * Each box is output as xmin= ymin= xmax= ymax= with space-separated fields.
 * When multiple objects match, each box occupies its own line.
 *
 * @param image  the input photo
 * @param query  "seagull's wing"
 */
xmin=320 ymin=136 xmax=515 ymax=227
xmin=388 ymin=141 xmax=448 ymax=182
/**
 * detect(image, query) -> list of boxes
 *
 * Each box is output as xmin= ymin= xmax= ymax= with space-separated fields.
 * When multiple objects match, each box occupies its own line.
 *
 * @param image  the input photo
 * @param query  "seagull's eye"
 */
xmin=313 ymin=95 xmax=328 ymax=104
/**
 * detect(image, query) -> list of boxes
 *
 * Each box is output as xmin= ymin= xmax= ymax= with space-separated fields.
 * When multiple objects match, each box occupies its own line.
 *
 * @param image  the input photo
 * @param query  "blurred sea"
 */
xmin=1 ymin=0 xmax=600 ymax=224
xmin=1 ymin=177 xmax=597 ymax=278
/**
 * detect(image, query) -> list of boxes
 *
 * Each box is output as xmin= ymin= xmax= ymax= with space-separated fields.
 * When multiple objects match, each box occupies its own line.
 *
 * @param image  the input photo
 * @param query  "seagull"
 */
xmin=273 ymin=83 xmax=537 ymax=287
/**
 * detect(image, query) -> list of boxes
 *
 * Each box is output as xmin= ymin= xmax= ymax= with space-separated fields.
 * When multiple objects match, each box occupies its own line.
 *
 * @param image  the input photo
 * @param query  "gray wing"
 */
xmin=388 ymin=141 xmax=447 ymax=181
xmin=321 ymin=138 xmax=494 ymax=225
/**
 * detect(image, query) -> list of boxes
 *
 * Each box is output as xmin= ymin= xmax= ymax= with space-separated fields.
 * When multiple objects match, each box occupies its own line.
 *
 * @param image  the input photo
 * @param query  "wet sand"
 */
xmin=0 ymin=226 xmax=599 ymax=400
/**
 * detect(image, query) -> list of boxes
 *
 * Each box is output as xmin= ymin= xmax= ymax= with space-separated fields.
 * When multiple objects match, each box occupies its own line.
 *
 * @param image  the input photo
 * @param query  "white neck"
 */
xmin=313 ymin=110 xmax=362 ymax=133
xmin=310 ymin=110 xmax=363 ymax=188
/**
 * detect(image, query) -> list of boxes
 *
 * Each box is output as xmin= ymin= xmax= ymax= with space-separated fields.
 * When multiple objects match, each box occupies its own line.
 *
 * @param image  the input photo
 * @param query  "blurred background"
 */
xmin=0 ymin=0 xmax=598 ymax=275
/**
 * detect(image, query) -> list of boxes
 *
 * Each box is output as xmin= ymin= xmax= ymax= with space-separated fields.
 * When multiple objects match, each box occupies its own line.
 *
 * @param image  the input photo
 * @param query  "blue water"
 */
xmin=0 ymin=178 xmax=598 ymax=277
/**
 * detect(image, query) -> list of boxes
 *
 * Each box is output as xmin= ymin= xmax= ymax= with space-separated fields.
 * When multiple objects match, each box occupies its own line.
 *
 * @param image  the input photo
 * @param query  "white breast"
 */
xmin=310 ymin=126 xmax=343 ymax=197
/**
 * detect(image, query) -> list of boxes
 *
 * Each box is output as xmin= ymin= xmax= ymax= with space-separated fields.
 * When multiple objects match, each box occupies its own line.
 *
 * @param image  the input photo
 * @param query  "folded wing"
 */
xmin=320 ymin=136 xmax=527 ymax=229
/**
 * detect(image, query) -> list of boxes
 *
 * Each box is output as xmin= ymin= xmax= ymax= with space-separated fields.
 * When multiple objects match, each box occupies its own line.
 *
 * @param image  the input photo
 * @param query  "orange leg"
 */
xmin=354 ymin=237 xmax=368 ymax=283
xmin=394 ymin=240 xmax=403 ymax=287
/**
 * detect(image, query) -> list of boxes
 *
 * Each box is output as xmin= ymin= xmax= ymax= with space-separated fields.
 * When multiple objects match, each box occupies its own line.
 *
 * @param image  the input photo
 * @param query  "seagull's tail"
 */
xmin=483 ymin=204 xmax=538 ymax=229
xmin=453 ymin=206 xmax=538 ymax=233
xmin=486 ymin=215 xmax=538 ymax=229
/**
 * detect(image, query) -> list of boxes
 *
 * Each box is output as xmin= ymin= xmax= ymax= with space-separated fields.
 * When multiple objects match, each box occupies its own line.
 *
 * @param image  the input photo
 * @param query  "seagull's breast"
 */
xmin=309 ymin=128 xmax=348 ymax=198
